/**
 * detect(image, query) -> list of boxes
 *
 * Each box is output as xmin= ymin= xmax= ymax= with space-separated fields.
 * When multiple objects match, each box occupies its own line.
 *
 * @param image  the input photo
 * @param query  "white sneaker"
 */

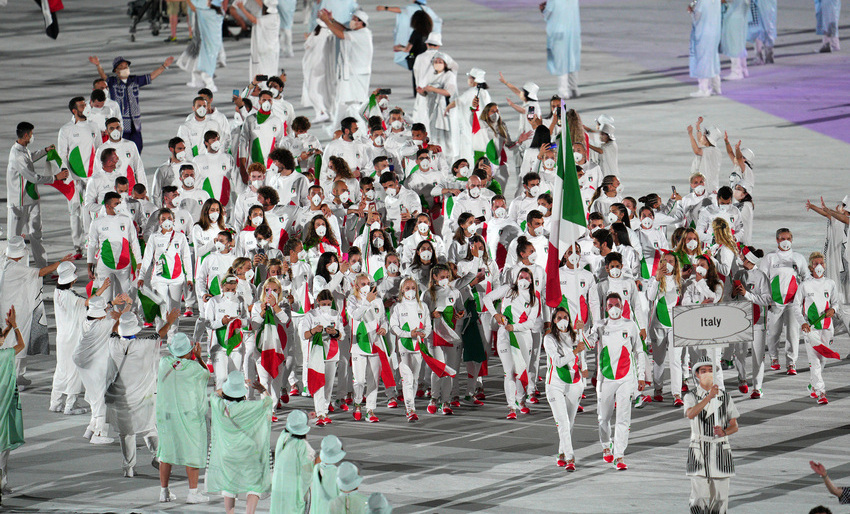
xmin=90 ymin=434 xmax=114 ymax=445
xmin=83 ymin=428 xmax=94 ymax=440
xmin=186 ymin=491 xmax=210 ymax=504
xmin=49 ymin=401 xmax=63 ymax=412
xmin=124 ymin=467 xmax=135 ymax=478
xmin=722 ymin=72 xmax=744 ymax=81
xmin=314 ymin=112 xmax=330 ymax=123
xmin=689 ymin=89 xmax=712 ymax=98
xmin=64 ymin=406 xmax=89 ymax=415
xmin=159 ymin=487 xmax=177 ymax=502
xmin=151 ymin=457 xmax=160 ymax=470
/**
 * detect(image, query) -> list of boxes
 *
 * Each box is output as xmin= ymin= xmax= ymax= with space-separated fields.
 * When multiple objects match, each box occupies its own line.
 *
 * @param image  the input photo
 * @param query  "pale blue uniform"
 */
xmin=543 ymin=0 xmax=581 ymax=75
xmin=321 ymin=0 xmax=359 ymax=25
xmin=747 ymin=0 xmax=777 ymax=47
xmin=815 ymin=0 xmax=841 ymax=38
xmin=277 ymin=0 xmax=297 ymax=29
xmin=689 ymin=0 xmax=722 ymax=79
xmin=392 ymin=1 xmax=443 ymax=68
xmin=721 ymin=0 xmax=750 ymax=56
xmin=193 ymin=0 xmax=223 ymax=78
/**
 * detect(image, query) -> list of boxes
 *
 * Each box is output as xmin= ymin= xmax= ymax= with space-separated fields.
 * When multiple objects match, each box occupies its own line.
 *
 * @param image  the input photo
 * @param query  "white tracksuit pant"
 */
xmin=8 ymin=203 xmax=47 ymax=267
xmin=805 ymin=328 xmax=833 ymax=395
xmin=120 ymin=430 xmax=158 ymax=472
xmin=449 ymin=341 xmax=464 ymax=400
xmin=430 ymin=344 xmax=457 ymax=404
xmin=652 ymin=327 xmax=685 ymax=396
xmin=352 ymin=353 xmax=381 ymax=411
xmin=767 ymin=304 xmax=800 ymax=365
xmin=546 ymin=380 xmax=584 ymax=460
xmin=751 ymin=324 xmax=767 ymax=391
xmin=557 ymin=72 xmax=579 ymax=99
xmin=399 ymin=351 xmax=422 ymax=412
xmin=94 ymin=261 xmax=132 ymax=303
xmin=86 ymin=397 xmax=108 ymax=436
xmin=690 ymin=476 xmax=730 ymax=514
xmin=527 ymin=332 xmax=543 ymax=394
xmin=336 ymin=341 xmax=352 ymax=399
xmin=212 ymin=345 xmax=245 ymax=389
xmin=497 ymin=330 xmax=529 ymax=409
xmin=597 ymin=377 xmax=635 ymax=459
xmin=312 ymin=360 xmax=338 ymax=417
xmin=151 ymin=277 xmax=183 ymax=336
xmin=68 ymin=196 xmax=86 ymax=250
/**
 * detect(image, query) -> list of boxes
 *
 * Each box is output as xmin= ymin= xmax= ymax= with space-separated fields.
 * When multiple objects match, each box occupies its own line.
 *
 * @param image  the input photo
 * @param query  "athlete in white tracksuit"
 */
xmin=86 ymin=195 xmax=143 ymax=301
xmin=390 ymin=278 xmax=432 ymax=421
xmin=347 ymin=278 xmax=388 ymax=421
xmin=794 ymin=253 xmax=842 ymax=403
xmin=645 ymin=254 xmax=684 ymax=402
xmin=589 ymin=293 xmax=646 ymax=469
xmin=730 ymin=247 xmax=772 ymax=397
xmin=544 ymin=308 xmax=587 ymax=469
xmin=763 ymin=231 xmax=811 ymax=373
xmin=58 ymin=102 xmax=101 ymax=255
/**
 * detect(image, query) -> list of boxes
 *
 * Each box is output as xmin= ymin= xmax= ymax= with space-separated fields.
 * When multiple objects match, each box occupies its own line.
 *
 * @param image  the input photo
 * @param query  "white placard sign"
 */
xmin=672 ymin=301 xmax=753 ymax=348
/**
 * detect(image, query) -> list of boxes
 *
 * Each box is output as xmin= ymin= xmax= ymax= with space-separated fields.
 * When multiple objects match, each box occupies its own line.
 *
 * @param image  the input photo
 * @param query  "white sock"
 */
xmin=189 ymin=488 xmax=198 ymax=494
xmin=161 ymin=486 xmax=169 ymax=494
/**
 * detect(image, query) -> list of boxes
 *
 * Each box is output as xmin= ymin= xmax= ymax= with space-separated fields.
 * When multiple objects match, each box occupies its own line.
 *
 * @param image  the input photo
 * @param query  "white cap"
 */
xmin=843 ymin=195 xmax=850 ymax=207
xmin=117 ymin=313 xmax=141 ymax=337
xmin=352 ymin=9 xmax=369 ymax=25
xmin=704 ymin=126 xmax=722 ymax=147
xmin=57 ymin=261 xmax=77 ymax=285
xmin=692 ymin=358 xmax=714 ymax=374
xmin=522 ymin=82 xmax=539 ymax=101
xmin=735 ymin=178 xmax=754 ymax=194
xmin=596 ymin=114 xmax=614 ymax=126
xmin=740 ymin=147 xmax=754 ymax=165
xmin=467 ymin=67 xmax=486 ymax=83
xmin=337 ymin=462 xmax=363 ymax=492
xmin=599 ymin=123 xmax=615 ymax=140
xmin=425 ymin=32 xmax=442 ymax=46
xmin=5 ymin=236 xmax=26 ymax=259
xmin=87 ymin=296 xmax=108 ymax=318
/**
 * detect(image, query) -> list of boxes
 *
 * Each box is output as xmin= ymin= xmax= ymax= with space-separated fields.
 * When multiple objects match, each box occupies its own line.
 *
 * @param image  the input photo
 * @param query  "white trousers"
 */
xmin=213 ymin=346 xmax=245 ymax=389
xmin=399 ymin=351 xmax=422 ymax=412
xmin=652 ymin=328 xmax=684 ymax=396
xmin=767 ymin=304 xmax=800 ymax=365
xmin=750 ymin=325 xmax=767 ymax=390
xmin=527 ymin=332 xmax=543 ymax=394
xmin=496 ymin=330 xmax=529 ymax=408
xmin=557 ymin=72 xmax=579 ymax=99
xmin=151 ymin=277 xmax=184 ymax=336
xmin=336 ymin=341 xmax=352 ymax=398
xmin=429 ymin=344 xmax=457 ymax=404
xmin=597 ymin=378 xmax=635 ymax=459
xmin=312 ymin=360 xmax=338 ymax=417
xmin=94 ymin=262 xmax=132 ymax=303
xmin=68 ymin=196 xmax=86 ymax=249
xmin=546 ymin=380 xmax=584 ymax=460
xmin=119 ymin=431 xmax=158 ymax=472
xmin=689 ymin=476 xmax=730 ymax=514
xmin=352 ymin=353 xmax=381 ymax=410
xmin=85 ymin=396 xmax=108 ymax=436
xmin=7 ymin=203 xmax=47 ymax=267
xmin=805 ymin=329 xmax=833 ymax=394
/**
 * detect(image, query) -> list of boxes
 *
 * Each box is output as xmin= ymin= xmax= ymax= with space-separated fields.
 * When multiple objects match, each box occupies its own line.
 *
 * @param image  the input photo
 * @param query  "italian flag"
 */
xmin=433 ymin=308 xmax=461 ymax=347
xmin=159 ymin=252 xmax=183 ymax=280
xmin=251 ymin=134 xmax=276 ymax=168
xmin=354 ymin=321 xmax=375 ymax=354
xmin=399 ymin=322 xmax=421 ymax=352
xmin=126 ymin=164 xmax=138 ymax=191
xmin=770 ymin=270 xmax=798 ymax=305
xmin=804 ymin=329 xmax=841 ymax=359
xmin=256 ymin=307 xmax=287 ymax=379
xmin=551 ymin=354 xmax=582 ymax=384
xmin=558 ymin=293 xmax=589 ymax=325
xmin=502 ymin=305 xmax=529 ymax=390
xmin=137 ymin=286 xmax=165 ymax=323
xmin=202 ymin=176 xmax=232 ymax=207
xmin=421 ymin=343 xmax=456 ymax=378
xmin=441 ymin=195 xmax=455 ymax=221
xmin=68 ymin=145 xmax=95 ymax=178
xmin=294 ymin=283 xmax=312 ymax=315
xmin=208 ymin=275 xmax=222 ymax=297
xmin=101 ymin=238 xmax=131 ymax=270
xmin=45 ymin=149 xmax=77 ymax=201
xmin=600 ymin=345 xmax=631 ymax=380
xmin=640 ymin=250 xmax=665 ymax=280
xmin=365 ymin=254 xmax=384 ymax=282
xmin=306 ymin=330 xmax=339 ymax=394
xmin=472 ymin=114 xmax=506 ymax=167
xmin=375 ymin=332 xmax=396 ymax=387
xmin=215 ymin=319 xmax=243 ymax=356
xmin=807 ymin=301 xmax=832 ymax=330
xmin=655 ymin=295 xmax=674 ymax=327
xmin=545 ymin=101 xmax=586 ymax=309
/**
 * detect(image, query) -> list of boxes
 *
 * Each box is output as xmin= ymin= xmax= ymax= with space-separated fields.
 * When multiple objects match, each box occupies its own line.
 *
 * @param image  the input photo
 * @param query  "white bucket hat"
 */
xmin=87 ymin=296 xmax=108 ymax=318
xmin=320 ymin=434 xmax=346 ymax=464
xmin=337 ymin=462 xmax=363 ymax=492
xmin=117 ymin=313 xmax=141 ymax=337
xmin=425 ymin=32 xmax=442 ymax=46
xmin=222 ymin=370 xmax=248 ymax=399
xmin=352 ymin=9 xmax=369 ymax=25
xmin=367 ymin=492 xmax=392 ymax=514
xmin=57 ymin=261 xmax=77 ymax=285
xmin=599 ymin=123 xmax=615 ymax=140
xmin=286 ymin=410 xmax=311 ymax=436
xmin=740 ymin=147 xmax=754 ymax=166
xmin=522 ymin=82 xmax=539 ymax=101
xmin=168 ymin=332 xmax=193 ymax=358
xmin=467 ymin=67 xmax=486 ymax=83
xmin=596 ymin=114 xmax=614 ymax=126
xmin=704 ymin=126 xmax=722 ymax=147
xmin=5 ymin=236 xmax=26 ymax=259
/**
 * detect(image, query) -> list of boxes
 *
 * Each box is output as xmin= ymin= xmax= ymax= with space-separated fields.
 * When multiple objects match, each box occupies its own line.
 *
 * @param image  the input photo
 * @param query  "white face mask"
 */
xmin=609 ymin=267 xmax=622 ymax=279
xmin=118 ymin=68 xmax=131 ymax=79
xmin=693 ymin=184 xmax=706 ymax=196
xmin=814 ymin=264 xmax=825 ymax=277
xmin=665 ymin=262 xmax=675 ymax=274
xmin=252 ymin=179 xmax=264 ymax=189
xmin=339 ymin=191 xmax=350 ymax=203
xmin=223 ymin=291 xmax=237 ymax=302
xmin=350 ymin=261 xmax=362 ymax=273
xmin=251 ymin=215 xmax=263 ymax=226
xmin=489 ymin=112 xmax=499 ymax=123
xmin=419 ymin=250 xmax=433 ymax=262
xmin=161 ymin=219 xmax=174 ymax=231
xmin=779 ymin=240 xmax=792 ymax=251
xmin=378 ymin=98 xmax=389 ymax=109
xmin=469 ymin=186 xmax=481 ymax=198
xmin=215 ymin=241 xmax=226 ymax=252
xmin=529 ymin=185 xmax=541 ymax=197
xmin=374 ymin=135 xmax=385 ymax=147
xmin=517 ymin=278 xmax=531 ymax=290
xmin=297 ymin=250 xmax=307 ymax=260
xmin=606 ymin=212 xmax=618 ymax=224
xmin=269 ymin=88 xmax=280 ymax=97
xmin=543 ymin=158 xmax=556 ymax=169
xmin=459 ymin=165 xmax=471 ymax=178
xmin=315 ymin=225 xmax=327 ymax=238
xmin=494 ymin=207 xmax=507 ymax=219
xmin=391 ymin=120 xmax=403 ymax=130
xmin=640 ymin=217 xmax=653 ymax=229
xmin=268 ymin=163 xmax=280 ymax=175
xmin=373 ymin=237 xmax=385 ymax=248
xmin=245 ymin=269 xmax=255 ymax=281
xmin=468 ymin=223 xmax=479 ymax=234
xmin=718 ymin=203 xmax=730 ymax=212
xmin=370 ymin=221 xmax=381 ymax=231
xmin=686 ymin=239 xmax=699 ymax=251
xmin=327 ymin=262 xmax=338 ymax=274
xmin=419 ymin=158 xmax=431 ymax=171
xmin=110 ymin=129 xmax=121 ymax=141
xmin=319 ymin=305 xmax=332 ymax=314
xmin=404 ymin=289 xmax=417 ymax=300
xmin=572 ymin=151 xmax=583 ymax=163
xmin=195 ymin=106 xmax=207 ymax=118
xmin=209 ymin=211 xmax=220 ymax=222
xmin=311 ymin=194 xmax=322 ymax=207
xmin=418 ymin=222 xmax=429 ymax=234
xmin=183 ymin=176 xmax=195 ymax=188
xmin=695 ymin=265 xmax=708 ymax=277
xmin=258 ymin=239 xmax=269 ymax=248
xmin=615 ymin=184 xmax=624 ymax=195
xmin=556 ymin=319 xmax=570 ymax=331
xmin=210 ymin=140 xmax=222 ymax=152
xmin=359 ymin=284 xmax=371 ymax=295
xmin=385 ymin=187 xmax=397 ymax=197
xmin=438 ymin=278 xmax=449 ymax=288
xmin=365 ymin=189 xmax=375 ymax=200
xmin=527 ymin=251 xmax=536 ymax=262
xmin=261 ymin=100 xmax=272 ymax=112
xmin=175 ymin=150 xmax=186 ymax=161
xmin=387 ymin=263 xmax=399 ymax=274
xmin=568 ymin=253 xmax=580 ymax=266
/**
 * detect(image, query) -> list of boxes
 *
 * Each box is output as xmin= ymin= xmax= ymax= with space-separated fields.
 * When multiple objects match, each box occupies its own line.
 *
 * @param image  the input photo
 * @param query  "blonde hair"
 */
xmin=658 ymin=254 xmax=682 ymax=293
xmin=711 ymin=218 xmax=737 ymax=253
xmin=398 ymin=276 xmax=422 ymax=307
xmin=228 ymin=257 xmax=252 ymax=277
xmin=259 ymin=277 xmax=282 ymax=305
xmin=689 ymin=172 xmax=705 ymax=184
xmin=809 ymin=251 xmax=825 ymax=265
xmin=673 ymin=228 xmax=701 ymax=255
xmin=352 ymin=273 xmax=372 ymax=300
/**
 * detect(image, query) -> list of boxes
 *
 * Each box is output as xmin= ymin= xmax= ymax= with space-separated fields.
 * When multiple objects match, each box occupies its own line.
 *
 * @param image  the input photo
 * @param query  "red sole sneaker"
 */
xmin=817 ymin=397 xmax=829 ymax=405
xmin=289 ymin=386 xmax=300 ymax=397
xmin=426 ymin=404 xmax=437 ymax=414
xmin=750 ymin=391 xmax=762 ymax=399
xmin=787 ymin=368 xmax=797 ymax=376
xmin=602 ymin=454 xmax=614 ymax=463
xmin=738 ymin=384 xmax=749 ymax=394
xmin=673 ymin=398 xmax=684 ymax=407
xmin=353 ymin=411 xmax=362 ymax=421
xmin=520 ymin=407 xmax=531 ymax=414
xmin=473 ymin=399 xmax=484 ymax=406
xmin=416 ymin=389 xmax=425 ymax=398
xmin=565 ymin=462 xmax=576 ymax=472
xmin=450 ymin=401 xmax=460 ymax=408
xmin=528 ymin=397 xmax=539 ymax=404
xmin=441 ymin=407 xmax=453 ymax=415
xmin=557 ymin=459 xmax=567 ymax=468
xmin=368 ymin=415 xmax=380 ymax=423
xmin=653 ymin=395 xmax=664 ymax=403
xmin=387 ymin=400 xmax=398 ymax=408
xmin=577 ymin=405 xmax=584 ymax=413
xmin=506 ymin=412 xmax=517 ymax=420
xmin=616 ymin=462 xmax=628 ymax=471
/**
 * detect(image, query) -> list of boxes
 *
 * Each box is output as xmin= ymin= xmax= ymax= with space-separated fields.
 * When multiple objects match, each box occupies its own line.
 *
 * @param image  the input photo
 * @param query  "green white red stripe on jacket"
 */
xmin=502 ymin=305 xmax=529 ymax=390
xmin=256 ymin=307 xmax=287 ymax=379
xmin=216 ymin=319 xmax=243 ymax=356
xmin=770 ymin=269 xmax=799 ymax=305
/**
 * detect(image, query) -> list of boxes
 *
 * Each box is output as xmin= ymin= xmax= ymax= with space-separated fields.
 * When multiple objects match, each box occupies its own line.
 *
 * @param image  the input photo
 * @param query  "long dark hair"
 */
xmin=315 ymin=252 xmax=339 ymax=283
xmin=427 ymin=263 xmax=451 ymax=303
xmin=550 ymin=307 xmax=576 ymax=340
xmin=453 ymin=212 xmax=474 ymax=244
xmin=411 ymin=240 xmax=435 ymax=270
xmin=303 ymin=215 xmax=339 ymax=249
xmin=198 ymin=198 xmax=226 ymax=231
xmin=410 ymin=9 xmax=433 ymax=37
xmin=462 ymin=234 xmax=490 ymax=265
xmin=697 ymin=256 xmax=722 ymax=294
xmin=610 ymin=222 xmax=631 ymax=247
xmin=369 ymin=228 xmax=391 ymax=254
xmin=508 ymin=266 xmax=537 ymax=307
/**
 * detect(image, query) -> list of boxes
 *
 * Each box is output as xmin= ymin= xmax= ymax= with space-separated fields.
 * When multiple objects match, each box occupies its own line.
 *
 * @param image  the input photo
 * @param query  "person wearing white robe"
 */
xmin=747 ymin=0 xmax=776 ymax=64
xmin=541 ymin=0 xmax=581 ymax=99
xmin=447 ymin=68 xmax=491 ymax=163
xmin=188 ymin=0 xmax=224 ymax=92
xmin=319 ymin=8 xmax=373 ymax=130
xmin=419 ymin=52 xmax=459 ymax=162
xmin=720 ymin=0 xmax=750 ymax=80
xmin=277 ymin=0 xmax=297 ymax=57
xmin=379 ymin=0 xmax=443 ymax=68
xmin=689 ymin=0 xmax=723 ymax=97
xmin=106 ymin=311 xmax=179 ymax=477
xmin=410 ymin=33 xmax=441 ymax=128
xmin=50 ymin=262 xmax=103 ymax=415
xmin=814 ymin=0 xmax=841 ymax=52
xmin=302 ymin=22 xmax=332 ymax=121
xmin=247 ymin=0 xmax=282 ymax=80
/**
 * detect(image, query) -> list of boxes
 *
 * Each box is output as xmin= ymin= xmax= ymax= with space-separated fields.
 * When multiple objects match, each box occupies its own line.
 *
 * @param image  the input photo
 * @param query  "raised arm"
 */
xmin=687 ymin=125 xmax=703 ymax=156
xmin=376 ymin=5 xmax=402 ymax=13
xmin=498 ymin=72 xmax=523 ymax=99
xmin=88 ymin=55 xmax=108 ymax=81
xmin=150 ymin=56 xmax=175 ymax=81
xmin=318 ymin=9 xmax=346 ymax=39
